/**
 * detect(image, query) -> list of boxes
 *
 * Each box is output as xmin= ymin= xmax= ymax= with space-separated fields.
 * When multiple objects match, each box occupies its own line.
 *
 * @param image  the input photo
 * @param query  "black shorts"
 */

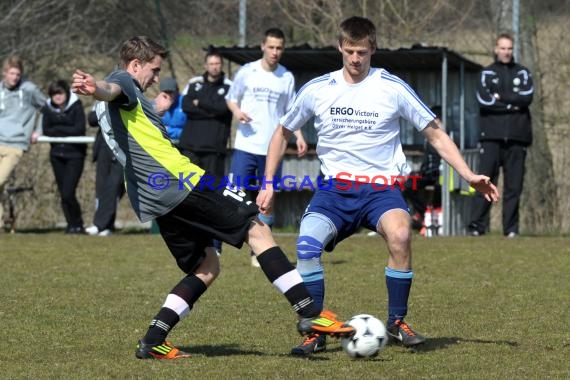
xmin=156 ymin=176 xmax=259 ymax=273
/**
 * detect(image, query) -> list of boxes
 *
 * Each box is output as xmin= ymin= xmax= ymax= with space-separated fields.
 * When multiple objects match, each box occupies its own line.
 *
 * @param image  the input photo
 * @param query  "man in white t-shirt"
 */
xmin=257 ymin=17 xmax=500 ymax=355
xmin=226 ymin=27 xmax=306 ymax=266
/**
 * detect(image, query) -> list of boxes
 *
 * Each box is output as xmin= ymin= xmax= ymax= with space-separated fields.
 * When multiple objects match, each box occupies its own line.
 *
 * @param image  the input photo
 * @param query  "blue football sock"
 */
xmin=385 ymin=267 xmax=413 ymax=325
xmin=304 ymin=279 xmax=325 ymax=311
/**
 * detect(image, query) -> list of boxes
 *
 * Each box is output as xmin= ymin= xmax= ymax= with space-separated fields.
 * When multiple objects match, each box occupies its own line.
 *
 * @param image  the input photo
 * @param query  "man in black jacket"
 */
xmin=179 ymin=50 xmax=233 ymax=254
xmin=468 ymin=33 xmax=533 ymax=237
xmin=179 ymin=50 xmax=232 ymax=179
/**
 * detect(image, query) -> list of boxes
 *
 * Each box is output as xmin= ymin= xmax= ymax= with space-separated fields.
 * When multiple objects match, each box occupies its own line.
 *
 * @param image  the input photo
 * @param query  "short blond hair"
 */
xmin=495 ymin=32 xmax=514 ymax=46
xmin=2 ymin=55 xmax=24 ymax=73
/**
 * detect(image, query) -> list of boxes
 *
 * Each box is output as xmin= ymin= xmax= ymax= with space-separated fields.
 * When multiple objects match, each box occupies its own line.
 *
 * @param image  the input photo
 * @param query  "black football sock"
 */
xmin=256 ymin=246 xmax=320 ymax=318
xmin=142 ymin=274 xmax=208 ymax=345
xmin=143 ymin=308 xmax=180 ymax=345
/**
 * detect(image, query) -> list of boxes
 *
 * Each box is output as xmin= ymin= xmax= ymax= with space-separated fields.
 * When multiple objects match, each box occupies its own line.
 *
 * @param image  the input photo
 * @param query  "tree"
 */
xmin=274 ymin=0 xmax=481 ymax=48
xmin=485 ymin=0 xmax=559 ymax=233
xmin=518 ymin=5 xmax=560 ymax=233
xmin=1 ymin=0 xmax=569 ymax=233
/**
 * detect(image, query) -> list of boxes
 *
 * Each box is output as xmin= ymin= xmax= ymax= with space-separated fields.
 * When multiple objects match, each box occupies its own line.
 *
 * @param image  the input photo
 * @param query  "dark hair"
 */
xmin=119 ymin=36 xmax=169 ymax=69
xmin=338 ymin=16 xmax=377 ymax=49
xmin=48 ymin=79 xmax=70 ymax=98
xmin=205 ymin=49 xmax=223 ymax=63
xmin=263 ymin=28 xmax=285 ymax=43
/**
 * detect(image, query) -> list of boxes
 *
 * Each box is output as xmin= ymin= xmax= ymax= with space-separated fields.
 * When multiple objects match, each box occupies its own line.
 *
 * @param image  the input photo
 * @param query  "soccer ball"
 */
xmin=341 ymin=314 xmax=388 ymax=358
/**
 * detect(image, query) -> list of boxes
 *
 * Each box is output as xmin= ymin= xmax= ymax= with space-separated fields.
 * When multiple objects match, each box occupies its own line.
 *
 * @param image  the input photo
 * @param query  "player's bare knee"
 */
xmin=388 ymin=225 xmax=412 ymax=248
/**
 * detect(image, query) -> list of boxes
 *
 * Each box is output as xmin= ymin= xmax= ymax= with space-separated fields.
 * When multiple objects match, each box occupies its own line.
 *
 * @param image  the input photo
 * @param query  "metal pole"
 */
xmin=458 ymin=61 xmax=466 ymax=235
xmin=513 ymin=0 xmax=520 ymax=62
xmin=239 ymin=0 xmax=247 ymax=47
xmin=459 ymin=61 xmax=465 ymax=151
xmin=441 ymin=52 xmax=451 ymax=236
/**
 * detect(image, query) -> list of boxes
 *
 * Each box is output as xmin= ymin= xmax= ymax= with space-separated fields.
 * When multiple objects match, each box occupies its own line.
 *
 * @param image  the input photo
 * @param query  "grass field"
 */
xmin=1 ymin=232 xmax=568 ymax=379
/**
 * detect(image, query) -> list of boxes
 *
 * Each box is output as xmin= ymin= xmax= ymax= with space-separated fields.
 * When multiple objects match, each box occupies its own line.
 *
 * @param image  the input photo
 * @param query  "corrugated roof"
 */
xmin=209 ymin=43 xmax=482 ymax=73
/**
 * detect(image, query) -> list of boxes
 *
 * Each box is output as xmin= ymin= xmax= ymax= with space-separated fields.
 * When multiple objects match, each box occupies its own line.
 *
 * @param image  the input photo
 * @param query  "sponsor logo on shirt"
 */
xmin=330 ymin=107 xmax=379 ymax=117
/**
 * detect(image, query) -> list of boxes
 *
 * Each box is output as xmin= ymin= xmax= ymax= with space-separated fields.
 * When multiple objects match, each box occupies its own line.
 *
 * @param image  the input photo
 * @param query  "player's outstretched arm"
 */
xmin=72 ymin=69 xmax=121 ymax=101
xmin=423 ymin=119 xmax=499 ymax=203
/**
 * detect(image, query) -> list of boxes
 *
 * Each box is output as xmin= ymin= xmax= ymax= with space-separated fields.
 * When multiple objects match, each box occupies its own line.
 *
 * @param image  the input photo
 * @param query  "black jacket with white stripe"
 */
xmin=476 ymin=58 xmax=533 ymax=146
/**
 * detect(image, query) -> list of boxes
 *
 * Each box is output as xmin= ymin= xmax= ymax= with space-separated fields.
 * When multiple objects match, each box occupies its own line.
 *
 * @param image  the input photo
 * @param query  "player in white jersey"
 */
xmin=257 ymin=17 xmax=499 ymax=355
xmin=226 ymin=28 xmax=307 ymax=266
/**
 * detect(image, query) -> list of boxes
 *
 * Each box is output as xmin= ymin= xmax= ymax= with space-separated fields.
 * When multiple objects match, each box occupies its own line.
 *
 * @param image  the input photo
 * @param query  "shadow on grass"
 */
xmin=286 ymin=355 xmax=387 ymax=362
xmin=328 ymin=259 xmax=349 ymax=265
xmin=409 ymin=337 xmax=519 ymax=352
xmin=178 ymin=344 xmax=392 ymax=361
xmin=284 ymin=349 xmax=389 ymax=361
xmin=282 ymin=345 xmax=390 ymax=361
xmin=180 ymin=344 xmax=267 ymax=357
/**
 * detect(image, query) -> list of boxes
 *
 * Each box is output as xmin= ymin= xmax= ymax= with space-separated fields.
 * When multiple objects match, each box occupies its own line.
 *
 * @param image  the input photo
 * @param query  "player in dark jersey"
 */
xmin=71 ymin=36 xmax=354 ymax=360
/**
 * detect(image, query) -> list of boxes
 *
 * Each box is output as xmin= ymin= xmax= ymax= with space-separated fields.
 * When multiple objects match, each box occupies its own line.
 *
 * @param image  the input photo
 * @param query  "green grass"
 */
xmin=1 ymin=233 xmax=568 ymax=379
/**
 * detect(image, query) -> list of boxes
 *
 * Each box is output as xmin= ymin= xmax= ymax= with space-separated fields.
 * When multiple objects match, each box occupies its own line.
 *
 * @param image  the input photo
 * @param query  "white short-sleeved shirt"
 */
xmin=226 ymin=59 xmax=295 ymax=155
xmin=280 ymin=68 xmax=435 ymax=183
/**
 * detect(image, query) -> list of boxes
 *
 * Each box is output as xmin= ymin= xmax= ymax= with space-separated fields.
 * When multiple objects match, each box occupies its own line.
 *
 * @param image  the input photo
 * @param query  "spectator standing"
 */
xmin=179 ymin=50 xmax=233 ymax=255
xmin=225 ymin=28 xmax=307 ymax=266
xmin=42 ymin=79 xmax=87 ymax=234
xmin=0 ymin=55 xmax=45 ymax=230
xmin=468 ymin=33 xmax=533 ymax=237
xmin=85 ymin=103 xmax=125 ymax=236
xmin=160 ymin=77 xmax=186 ymax=142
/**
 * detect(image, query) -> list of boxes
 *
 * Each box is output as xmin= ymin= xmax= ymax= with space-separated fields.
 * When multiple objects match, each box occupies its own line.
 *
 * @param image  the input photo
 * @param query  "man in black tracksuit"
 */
xmin=179 ymin=50 xmax=233 ymax=253
xmin=468 ymin=33 xmax=533 ymax=237
xmin=179 ymin=51 xmax=232 ymax=178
